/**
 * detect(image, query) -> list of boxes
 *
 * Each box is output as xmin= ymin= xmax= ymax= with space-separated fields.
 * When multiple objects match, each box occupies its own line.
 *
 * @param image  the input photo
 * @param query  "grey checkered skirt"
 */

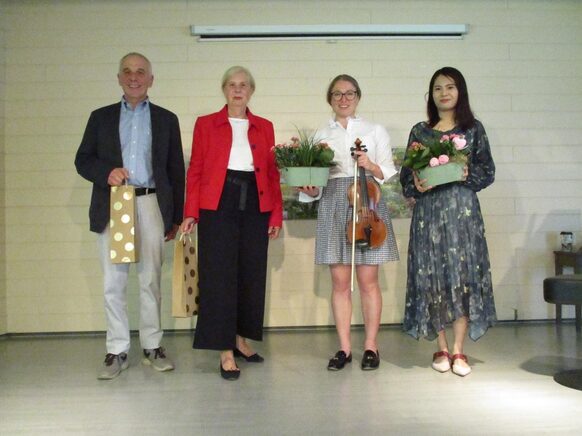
xmin=315 ymin=177 xmax=399 ymax=265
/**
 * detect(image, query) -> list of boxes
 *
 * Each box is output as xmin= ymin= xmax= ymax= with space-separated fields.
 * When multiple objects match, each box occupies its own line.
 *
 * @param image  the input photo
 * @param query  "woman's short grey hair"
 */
xmin=221 ymin=66 xmax=255 ymax=91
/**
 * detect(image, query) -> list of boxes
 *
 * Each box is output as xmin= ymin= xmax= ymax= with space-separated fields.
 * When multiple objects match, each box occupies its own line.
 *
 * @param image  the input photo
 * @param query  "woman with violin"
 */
xmin=299 ymin=74 xmax=399 ymax=371
xmin=400 ymin=67 xmax=496 ymax=376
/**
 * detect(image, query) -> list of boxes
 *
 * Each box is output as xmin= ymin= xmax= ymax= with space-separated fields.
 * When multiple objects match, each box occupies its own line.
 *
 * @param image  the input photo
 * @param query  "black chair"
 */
xmin=543 ymin=274 xmax=582 ymax=390
xmin=544 ymin=274 xmax=582 ymax=332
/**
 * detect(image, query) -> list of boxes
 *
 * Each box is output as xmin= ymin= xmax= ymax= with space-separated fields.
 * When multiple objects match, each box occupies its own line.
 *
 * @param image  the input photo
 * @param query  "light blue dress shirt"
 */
xmin=119 ymin=98 xmax=155 ymax=188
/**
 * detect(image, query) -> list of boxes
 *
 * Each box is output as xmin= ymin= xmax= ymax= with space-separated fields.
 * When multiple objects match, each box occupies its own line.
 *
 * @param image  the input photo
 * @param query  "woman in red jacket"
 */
xmin=180 ymin=66 xmax=282 ymax=380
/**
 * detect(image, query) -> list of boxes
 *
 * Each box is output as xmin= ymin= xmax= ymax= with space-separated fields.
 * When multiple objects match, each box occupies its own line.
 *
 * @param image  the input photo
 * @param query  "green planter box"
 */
xmin=282 ymin=167 xmax=330 ymax=187
xmin=418 ymin=162 xmax=464 ymax=187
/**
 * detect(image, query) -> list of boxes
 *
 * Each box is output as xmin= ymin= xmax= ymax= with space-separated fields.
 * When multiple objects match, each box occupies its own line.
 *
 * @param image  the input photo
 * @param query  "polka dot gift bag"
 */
xmin=109 ymin=184 xmax=139 ymax=264
xmin=172 ymin=232 xmax=199 ymax=317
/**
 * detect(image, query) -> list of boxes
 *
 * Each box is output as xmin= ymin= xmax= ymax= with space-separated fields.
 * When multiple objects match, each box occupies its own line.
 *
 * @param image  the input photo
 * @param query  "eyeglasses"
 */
xmin=331 ymin=90 xmax=358 ymax=101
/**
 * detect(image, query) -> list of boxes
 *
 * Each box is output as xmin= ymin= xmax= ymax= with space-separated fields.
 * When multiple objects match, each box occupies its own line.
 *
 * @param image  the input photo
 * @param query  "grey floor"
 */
xmin=1 ymin=322 xmax=582 ymax=435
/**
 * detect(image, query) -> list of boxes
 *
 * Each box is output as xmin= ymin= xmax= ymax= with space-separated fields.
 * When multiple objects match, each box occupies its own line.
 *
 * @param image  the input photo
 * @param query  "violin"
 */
xmin=346 ymin=138 xmax=387 ymax=250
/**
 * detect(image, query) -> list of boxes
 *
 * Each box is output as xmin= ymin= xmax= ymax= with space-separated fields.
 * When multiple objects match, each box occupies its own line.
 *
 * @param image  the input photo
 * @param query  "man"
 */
xmin=75 ymin=53 xmax=185 ymax=380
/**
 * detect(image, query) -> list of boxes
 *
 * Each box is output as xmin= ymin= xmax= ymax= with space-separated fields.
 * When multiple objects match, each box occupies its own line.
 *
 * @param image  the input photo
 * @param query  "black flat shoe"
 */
xmin=220 ymin=362 xmax=240 ymax=381
xmin=327 ymin=350 xmax=352 ymax=371
xmin=361 ymin=350 xmax=380 ymax=370
xmin=233 ymin=348 xmax=264 ymax=363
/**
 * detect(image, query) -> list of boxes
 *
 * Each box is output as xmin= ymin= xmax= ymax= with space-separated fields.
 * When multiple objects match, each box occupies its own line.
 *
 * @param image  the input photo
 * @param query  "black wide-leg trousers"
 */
xmin=193 ymin=170 xmax=271 ymax=350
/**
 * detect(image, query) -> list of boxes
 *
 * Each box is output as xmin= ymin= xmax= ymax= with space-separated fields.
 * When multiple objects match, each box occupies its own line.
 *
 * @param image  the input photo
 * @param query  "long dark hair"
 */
xmin=326 ymin=74 xmax=362 ymax=104
xmin=427 ymin=67 xmax=475 ymax=130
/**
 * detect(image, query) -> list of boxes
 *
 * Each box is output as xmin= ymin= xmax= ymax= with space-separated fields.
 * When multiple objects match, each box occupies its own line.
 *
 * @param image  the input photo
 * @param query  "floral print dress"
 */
xmin=400 ymin=120 xmax=496 ymax=341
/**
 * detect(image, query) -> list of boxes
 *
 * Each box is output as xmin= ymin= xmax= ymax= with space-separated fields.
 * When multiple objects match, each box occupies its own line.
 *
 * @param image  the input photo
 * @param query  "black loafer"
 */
xmin=327 ymin=350 xmax=352 ymax=371
xmin=220 ymin=363 xmax=240 ymax=381
xmin=361 ymin=350 xmax=380 ymax=370
xmin=233 ymin=348 xmax=264 ymax=363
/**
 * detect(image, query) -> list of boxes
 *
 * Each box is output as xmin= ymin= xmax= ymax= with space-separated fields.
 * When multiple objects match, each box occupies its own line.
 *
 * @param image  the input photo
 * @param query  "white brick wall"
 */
xmin=0 ymin=9 xmax=7 ymax=335
xmin=1 ymin=0 xmax=581 ymax=333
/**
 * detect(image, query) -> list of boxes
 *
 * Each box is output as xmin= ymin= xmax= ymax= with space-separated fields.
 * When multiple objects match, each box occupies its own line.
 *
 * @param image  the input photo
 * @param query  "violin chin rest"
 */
xmin=355 ymin=240 xmax=369 ymax=250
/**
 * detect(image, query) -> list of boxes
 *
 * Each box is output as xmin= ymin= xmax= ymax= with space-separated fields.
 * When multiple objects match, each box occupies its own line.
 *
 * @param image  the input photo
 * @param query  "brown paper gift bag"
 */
xmin=109 ymin=184 xmax=139 ymax=264
xmin=172 ymin=233 xmax=199 ymax=317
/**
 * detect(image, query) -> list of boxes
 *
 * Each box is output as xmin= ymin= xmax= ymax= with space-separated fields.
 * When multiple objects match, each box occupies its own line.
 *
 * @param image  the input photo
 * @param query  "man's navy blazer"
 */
xmin=75 ymin=102 xmax=185 ymax=234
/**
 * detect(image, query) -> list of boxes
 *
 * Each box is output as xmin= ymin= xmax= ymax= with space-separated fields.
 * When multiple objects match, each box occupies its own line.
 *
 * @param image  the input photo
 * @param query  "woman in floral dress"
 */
xmin=400 ymin=67 xmax=496 ymax=376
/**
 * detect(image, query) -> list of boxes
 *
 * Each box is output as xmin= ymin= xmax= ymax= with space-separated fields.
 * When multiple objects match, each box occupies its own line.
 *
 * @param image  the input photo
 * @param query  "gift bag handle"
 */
xmin=179 ymin=232 xmax=193 ymax=246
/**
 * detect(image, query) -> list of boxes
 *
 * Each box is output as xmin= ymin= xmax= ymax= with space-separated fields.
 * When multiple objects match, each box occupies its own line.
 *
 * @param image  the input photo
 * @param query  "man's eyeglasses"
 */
xmin=331 ymin=90 xmax=358 ymax=101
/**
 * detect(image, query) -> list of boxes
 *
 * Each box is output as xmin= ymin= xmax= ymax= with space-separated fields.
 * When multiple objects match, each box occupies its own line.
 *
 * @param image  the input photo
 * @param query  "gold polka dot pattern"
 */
xmin=109 ymin=185 xmax=139 ymax=264
xmin=172 ymin=233 xmax=199 ymax=317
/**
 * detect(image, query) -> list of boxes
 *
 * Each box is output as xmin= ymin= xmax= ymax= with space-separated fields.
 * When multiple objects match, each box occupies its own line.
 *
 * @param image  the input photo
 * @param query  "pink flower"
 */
xmin=452 ymin=135 xmax=467 ymax=150
xmin=440 ymin=135 xmax=450 ymax=142
xmin=429 ymin=157 xmax=440 ymax=167
xmin=438 ymin=154 xmax=449 ymax=164
xmin=411 ymin=141 xmax=423 ymax=151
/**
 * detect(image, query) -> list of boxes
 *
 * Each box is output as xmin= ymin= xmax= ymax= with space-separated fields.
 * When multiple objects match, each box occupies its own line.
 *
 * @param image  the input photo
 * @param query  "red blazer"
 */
xmin=184 ymin=105 xmax=283 ymax=227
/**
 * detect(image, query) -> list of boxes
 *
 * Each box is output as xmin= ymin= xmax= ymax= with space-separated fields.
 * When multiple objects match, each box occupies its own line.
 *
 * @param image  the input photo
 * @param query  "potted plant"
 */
xmin=402 ymin=133 xmax=469 ymax=187
xmin=273 ymin=129 xmax=335 ymax=186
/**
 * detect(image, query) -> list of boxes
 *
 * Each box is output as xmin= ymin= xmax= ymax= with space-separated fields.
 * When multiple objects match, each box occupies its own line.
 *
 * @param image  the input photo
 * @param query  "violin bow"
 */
xmin=350 ymin=138 xmax=361 ymax=293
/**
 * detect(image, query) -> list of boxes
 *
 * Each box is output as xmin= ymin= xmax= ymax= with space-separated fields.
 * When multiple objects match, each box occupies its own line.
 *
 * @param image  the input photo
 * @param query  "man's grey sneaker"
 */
xmin=142 ymin=347 xmax=175 ymax=372
xmin=97 ymin=353 xmax=129 ymax=380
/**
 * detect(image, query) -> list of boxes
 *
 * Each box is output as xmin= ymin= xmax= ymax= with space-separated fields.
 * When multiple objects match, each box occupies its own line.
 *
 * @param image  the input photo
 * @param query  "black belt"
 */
xmin=135 ymin=187 xmax=156 ymax=196
xmin=226 ymin=172 xmax=256 ymax=211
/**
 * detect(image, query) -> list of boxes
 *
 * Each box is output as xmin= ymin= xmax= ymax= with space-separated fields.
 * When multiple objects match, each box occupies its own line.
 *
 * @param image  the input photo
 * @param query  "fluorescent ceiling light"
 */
xmin=191 ymin=24 xmax=469 ymax=42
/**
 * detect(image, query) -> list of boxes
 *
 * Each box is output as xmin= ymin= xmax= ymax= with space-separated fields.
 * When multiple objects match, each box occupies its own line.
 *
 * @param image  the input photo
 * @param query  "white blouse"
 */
xmin=227 ymin=118 xmax=254 ymax=171
xmin=317 ymin=116 xmax=397 ymax=183
xmin=299 ymin=116 xmax=397 ymax=203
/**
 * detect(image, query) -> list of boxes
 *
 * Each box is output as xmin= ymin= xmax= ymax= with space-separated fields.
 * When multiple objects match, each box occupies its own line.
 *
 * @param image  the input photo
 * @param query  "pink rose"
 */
xmin=453 ymin=136 xmax=467 ymax=150
xmin=438 ymin=154 xmax=449 ymax=164
xmin=440 ymin=135 xmax=450 ymax=142
xmin=429 ymin=157 xmax=440 ymax=167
